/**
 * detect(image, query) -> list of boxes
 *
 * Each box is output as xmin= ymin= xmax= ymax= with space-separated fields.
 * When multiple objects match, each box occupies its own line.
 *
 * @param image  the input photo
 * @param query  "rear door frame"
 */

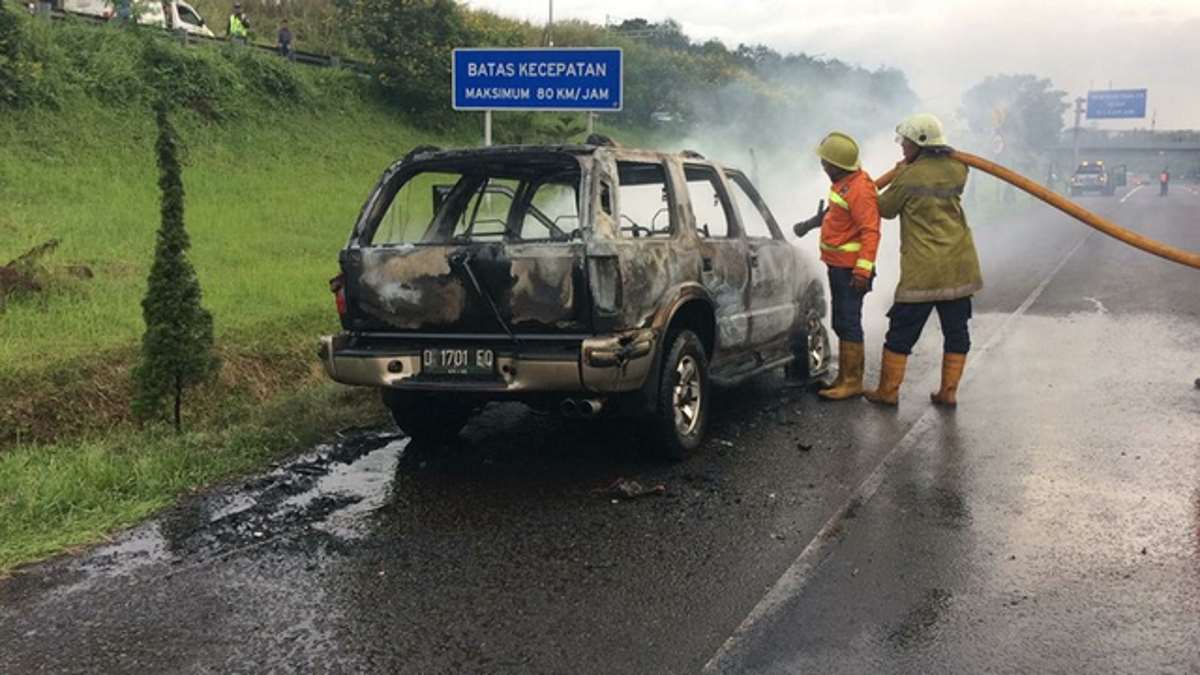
xmin=723 ymin=168 xmax=799 ymax=365
xmin=680 ymin=161 xmax=754 ymax=369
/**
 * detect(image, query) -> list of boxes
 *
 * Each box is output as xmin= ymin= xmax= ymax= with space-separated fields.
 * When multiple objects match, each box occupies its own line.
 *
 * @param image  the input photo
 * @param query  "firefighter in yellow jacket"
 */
xmin=864 ymin=113 xmax=983 ymax=407
xmin=794 ymin=132 xmax=880 ymax=400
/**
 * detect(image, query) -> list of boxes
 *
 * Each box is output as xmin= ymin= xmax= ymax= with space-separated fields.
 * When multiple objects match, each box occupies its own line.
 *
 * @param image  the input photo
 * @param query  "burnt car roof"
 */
xmin=401 ymin=143 xmax=711 ymax=165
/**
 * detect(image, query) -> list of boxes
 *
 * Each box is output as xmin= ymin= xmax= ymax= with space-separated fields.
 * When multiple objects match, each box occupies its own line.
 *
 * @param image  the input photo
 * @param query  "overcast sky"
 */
xmin=468 ymin=0 xmax=1200 ymax=130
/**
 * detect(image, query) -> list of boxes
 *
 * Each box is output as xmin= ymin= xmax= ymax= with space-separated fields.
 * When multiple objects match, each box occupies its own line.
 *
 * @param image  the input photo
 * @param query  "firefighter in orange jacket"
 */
xmin=793 ymin=131 xmax=881 ymax=400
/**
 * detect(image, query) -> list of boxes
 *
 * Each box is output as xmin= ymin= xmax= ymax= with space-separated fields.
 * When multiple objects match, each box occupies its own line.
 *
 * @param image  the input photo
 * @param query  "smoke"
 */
xmin=476 ymin=0 xmax=1200 ymax=130
xmin=670 ymin=84 xmax=910 ymax=347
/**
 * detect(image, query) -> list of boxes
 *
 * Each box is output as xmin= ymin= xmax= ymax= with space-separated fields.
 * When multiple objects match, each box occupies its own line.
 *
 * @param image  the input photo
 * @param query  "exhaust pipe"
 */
xmin=559 ymin=398 xmax=604 ymax=418
xmin=577 ymin=399 xmax=603 ymax=417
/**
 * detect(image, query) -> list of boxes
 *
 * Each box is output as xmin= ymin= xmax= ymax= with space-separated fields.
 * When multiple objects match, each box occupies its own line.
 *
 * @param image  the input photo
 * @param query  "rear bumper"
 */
xmin=317 ymin=330 xmax=656 ymax=394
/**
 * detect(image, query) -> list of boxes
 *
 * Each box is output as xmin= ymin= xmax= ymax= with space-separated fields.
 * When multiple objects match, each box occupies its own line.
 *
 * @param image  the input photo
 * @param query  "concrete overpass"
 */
xmin=1055 ymin=130 xmax=1200 ymax=176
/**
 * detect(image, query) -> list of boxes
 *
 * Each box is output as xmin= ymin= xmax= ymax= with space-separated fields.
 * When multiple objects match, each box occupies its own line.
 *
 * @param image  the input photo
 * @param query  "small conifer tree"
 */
xmin=132 ymin=103 xmax=218 ymax=431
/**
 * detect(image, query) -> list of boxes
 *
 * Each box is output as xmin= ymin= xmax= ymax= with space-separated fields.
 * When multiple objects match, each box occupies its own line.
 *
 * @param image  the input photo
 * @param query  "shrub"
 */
xmin=131 ymin=104 xmax=219 ymax=431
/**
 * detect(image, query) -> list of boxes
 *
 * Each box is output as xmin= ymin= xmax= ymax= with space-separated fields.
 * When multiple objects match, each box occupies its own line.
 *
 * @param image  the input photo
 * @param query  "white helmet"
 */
xmin=896 ymin=113 xmax=948 ymax=147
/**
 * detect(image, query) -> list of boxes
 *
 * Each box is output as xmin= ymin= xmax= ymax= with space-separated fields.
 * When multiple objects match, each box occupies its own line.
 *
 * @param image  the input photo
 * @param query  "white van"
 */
xmin=62 ymin=0 xmax=216 ymax=38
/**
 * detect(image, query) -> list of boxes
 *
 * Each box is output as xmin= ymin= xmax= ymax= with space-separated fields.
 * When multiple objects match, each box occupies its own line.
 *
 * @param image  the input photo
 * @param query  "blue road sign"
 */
xmin=453 ymin=48 xmax=623 ymax=112
xmin=1086 ymin=89 xmax=1147 ymax=119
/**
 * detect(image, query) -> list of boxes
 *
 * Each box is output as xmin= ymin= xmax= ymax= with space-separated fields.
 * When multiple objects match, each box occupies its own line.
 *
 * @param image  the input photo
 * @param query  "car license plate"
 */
xmin=422 ymin=348 xmax=496 ymax=376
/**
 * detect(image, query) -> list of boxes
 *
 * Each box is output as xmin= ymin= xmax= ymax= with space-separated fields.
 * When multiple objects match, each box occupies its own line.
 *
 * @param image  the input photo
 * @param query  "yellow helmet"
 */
xmin=816 ymin=131 xmax=861 ymax=171
xmin=896 ymin=113 xmax=947 ymax=147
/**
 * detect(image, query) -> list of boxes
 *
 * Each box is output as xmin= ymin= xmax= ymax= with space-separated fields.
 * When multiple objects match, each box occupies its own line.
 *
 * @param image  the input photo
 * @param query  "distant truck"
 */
xmin=1069 ymin=160 xmax=1125 ymax=197
xmin=63 ymin=0 xmax=215 ymax=38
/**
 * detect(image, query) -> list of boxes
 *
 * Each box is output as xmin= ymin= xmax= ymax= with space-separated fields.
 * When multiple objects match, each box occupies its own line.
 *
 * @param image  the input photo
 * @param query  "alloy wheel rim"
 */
xmin=673 ymin=355 xmax=702 ymax=436
xmin=808 ymin=315 xmax=828 ymax=374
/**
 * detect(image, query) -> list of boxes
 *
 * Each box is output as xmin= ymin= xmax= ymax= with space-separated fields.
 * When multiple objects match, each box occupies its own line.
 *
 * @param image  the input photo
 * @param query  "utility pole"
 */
xmin=1073 ymin=96 xmax=1085 ymax=168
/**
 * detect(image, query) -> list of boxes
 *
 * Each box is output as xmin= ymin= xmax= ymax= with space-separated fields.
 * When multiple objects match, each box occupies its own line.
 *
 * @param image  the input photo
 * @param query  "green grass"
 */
xmin=0 ymin=384 xmax=383 ymax=573
xmin=0 ymin=96 xmax=423 ymax=571
xmin=0 ymin=104 xmax=470 ymax=379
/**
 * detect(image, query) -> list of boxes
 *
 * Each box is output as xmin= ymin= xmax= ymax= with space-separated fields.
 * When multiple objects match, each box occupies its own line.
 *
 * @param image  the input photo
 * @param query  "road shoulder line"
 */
xmin=702 ymin=233 xmax=1092 ymax=673
xmin=1119 ymin=184 xmax=1145 ymax=203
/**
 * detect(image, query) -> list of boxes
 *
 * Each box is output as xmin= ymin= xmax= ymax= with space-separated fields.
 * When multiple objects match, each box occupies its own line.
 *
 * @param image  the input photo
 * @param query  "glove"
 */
xmin=791 ymin=199 xmax=826 ymax=238
xmin=850 ymin=273 xmax=871 ymax=292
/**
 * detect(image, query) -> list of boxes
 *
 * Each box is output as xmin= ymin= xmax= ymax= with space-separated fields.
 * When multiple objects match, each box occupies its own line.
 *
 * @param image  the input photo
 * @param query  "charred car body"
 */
xmin=319 ymin=140 xmax=830 ymax=457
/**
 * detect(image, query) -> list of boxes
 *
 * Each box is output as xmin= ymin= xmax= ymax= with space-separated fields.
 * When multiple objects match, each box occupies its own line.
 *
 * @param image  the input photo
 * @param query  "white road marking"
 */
xmin=1083 ymin=296 xmax=1109 ymax=315
xmin=702 ymin=233 xmax=1094 ymax=673
xmin=1119 ymin=185 xmax=1144 ymax=203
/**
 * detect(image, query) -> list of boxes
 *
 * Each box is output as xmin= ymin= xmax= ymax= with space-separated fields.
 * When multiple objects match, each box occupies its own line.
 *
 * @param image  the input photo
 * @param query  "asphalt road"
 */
xmin=2 ymin=183 xmax=1197 ymax=674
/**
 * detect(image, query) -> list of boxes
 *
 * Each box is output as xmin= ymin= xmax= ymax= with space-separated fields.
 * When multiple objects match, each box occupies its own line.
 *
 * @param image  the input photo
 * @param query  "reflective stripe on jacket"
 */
xmin=819 ymin=170 xmax=880 ymax=275
xmin=229 ymin=14 xmax=247 ymax=38
xmin=878 ymin=154 xmax=983 ymax=303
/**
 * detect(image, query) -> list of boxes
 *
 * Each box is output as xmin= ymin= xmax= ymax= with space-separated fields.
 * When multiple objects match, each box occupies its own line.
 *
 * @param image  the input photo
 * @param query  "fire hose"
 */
xmin=874 ymin=150 xmax=1200 ymax=270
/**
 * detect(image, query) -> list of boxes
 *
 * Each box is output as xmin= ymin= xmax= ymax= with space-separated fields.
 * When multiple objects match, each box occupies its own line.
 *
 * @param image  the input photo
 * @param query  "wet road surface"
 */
xmin=2 ymin=185 xmax=1197 ymax=674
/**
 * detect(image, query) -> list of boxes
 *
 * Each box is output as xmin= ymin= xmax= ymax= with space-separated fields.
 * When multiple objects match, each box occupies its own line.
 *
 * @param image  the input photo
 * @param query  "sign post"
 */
xmin=453 ymin=48 xmax=624 ymax=146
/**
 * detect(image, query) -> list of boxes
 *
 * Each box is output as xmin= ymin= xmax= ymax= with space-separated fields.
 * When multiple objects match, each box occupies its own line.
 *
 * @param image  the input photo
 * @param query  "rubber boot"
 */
xmin=930 ymin=353 xmax=967 ymax=407
xmin=819 ymin=341 xmax=864 ymax=400
xmin=864 ymin=348 xmax=908 ymax=406
xmin=820 ymin=343 xmax=848 ymax=392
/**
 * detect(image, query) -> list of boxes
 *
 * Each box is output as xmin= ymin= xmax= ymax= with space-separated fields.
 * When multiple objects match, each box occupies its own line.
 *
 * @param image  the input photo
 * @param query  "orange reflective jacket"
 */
xmin=820 ymin=170 xmax=881 ymax=276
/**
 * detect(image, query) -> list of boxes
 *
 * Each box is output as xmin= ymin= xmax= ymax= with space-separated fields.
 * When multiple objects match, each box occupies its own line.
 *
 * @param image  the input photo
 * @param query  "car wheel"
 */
xmin=786 ymin=305 xmax=831 ymax=382
xmin=653 ymin=330 xmax=710 ymax=461
xmin=381 ymin=390 xmax=474 ymax=442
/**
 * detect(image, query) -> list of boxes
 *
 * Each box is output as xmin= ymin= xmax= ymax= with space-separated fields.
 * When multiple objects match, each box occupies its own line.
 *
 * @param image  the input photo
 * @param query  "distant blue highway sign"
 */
xmin=1086 ymin=89 xmax=1147 ymax=119
xmin=453 ymin=48 xmax=623 ymax=112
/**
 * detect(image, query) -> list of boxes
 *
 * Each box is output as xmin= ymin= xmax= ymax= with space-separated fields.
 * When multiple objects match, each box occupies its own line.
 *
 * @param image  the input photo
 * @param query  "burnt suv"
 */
xmin=318 ymin=140 xmax=830 ymax=457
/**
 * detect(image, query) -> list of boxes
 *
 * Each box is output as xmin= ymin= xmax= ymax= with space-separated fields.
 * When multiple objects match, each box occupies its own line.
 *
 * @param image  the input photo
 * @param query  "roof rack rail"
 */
xmin=681 ymin=149 xmax=706 ymax=159
xmin=403 ymin=145 xmax=441 ymax=161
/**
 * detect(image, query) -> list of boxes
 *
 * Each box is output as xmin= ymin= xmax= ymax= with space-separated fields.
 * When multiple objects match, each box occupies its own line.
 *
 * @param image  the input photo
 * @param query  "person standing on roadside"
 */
xmin=277 ymin=19 xmax=294 ymax=60
xmin=793 ymin=131 xmax=881 ymax=400
xmin=864 ymin=113 xmax=982 ymax=408
xmin=227 ymin=2 xmax=249 ymax=45
xmin=1159 ymin=167 xmax=1170 ymax=197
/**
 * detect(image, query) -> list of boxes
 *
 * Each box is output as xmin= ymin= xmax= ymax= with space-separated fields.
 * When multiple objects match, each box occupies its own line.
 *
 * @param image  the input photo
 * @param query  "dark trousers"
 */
xmin=828 ymin=266 xmax=871 ymax=343
xmin=884 ymin=297 xmax=972 ymax=355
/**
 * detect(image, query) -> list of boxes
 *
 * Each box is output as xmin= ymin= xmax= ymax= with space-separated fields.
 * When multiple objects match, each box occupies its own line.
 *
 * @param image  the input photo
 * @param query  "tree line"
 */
xmin=190 ymin=1 xmax=919 ymax=144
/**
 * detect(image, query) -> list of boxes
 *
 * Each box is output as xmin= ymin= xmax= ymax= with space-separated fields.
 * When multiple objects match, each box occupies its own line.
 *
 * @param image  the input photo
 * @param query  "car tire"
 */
xmin=652 ymin=329 xmax=710 ymax=461
xmin=786 ymin=304 xmax=831 ymax=383
xmin=380 ymin=389 xmax=474 ymax=443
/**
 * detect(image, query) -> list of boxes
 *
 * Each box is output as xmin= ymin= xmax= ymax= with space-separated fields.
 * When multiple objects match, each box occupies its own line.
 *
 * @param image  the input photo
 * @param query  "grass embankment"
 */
xmin=0 ymin=104 xmax=457 ymax=441
xmin=0 ymin=17 xmax=477 ymax=572
xmin=0 ymin=386 xmax=383 ymax=571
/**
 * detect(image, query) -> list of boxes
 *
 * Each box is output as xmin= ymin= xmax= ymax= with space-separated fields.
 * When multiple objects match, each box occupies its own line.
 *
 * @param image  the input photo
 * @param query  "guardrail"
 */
xmin=41 ymin=7 xmax=371 ymax=73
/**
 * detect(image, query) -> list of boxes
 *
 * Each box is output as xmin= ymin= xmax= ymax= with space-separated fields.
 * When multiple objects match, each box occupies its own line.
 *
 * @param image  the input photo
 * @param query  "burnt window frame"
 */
xmin=682 ymin=162 xmax=741 ymax=240
xmin=354 ymin=154 xmax=585 ymax=247
xmin=612 ymin=158 xmax=680 ymax=240
xmin=724 ymin=169 xmax=784 ymax=241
